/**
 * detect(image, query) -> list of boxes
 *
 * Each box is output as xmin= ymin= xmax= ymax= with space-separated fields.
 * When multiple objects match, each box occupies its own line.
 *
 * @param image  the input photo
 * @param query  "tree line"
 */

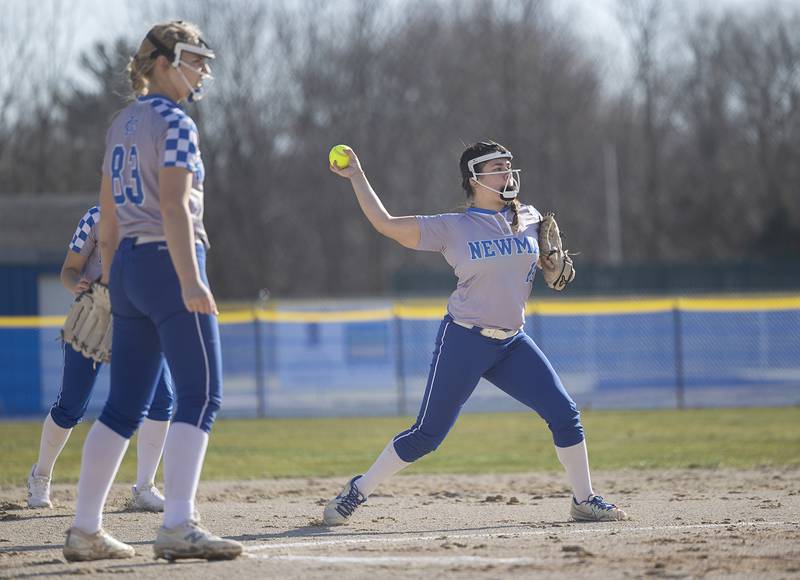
xmin=2 ymin=0 xmax=799 ymax=298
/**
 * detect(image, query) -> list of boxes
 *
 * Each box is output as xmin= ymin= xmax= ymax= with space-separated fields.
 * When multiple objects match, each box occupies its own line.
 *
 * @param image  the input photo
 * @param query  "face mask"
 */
xmin=146 ymin=33 xmax=216 ymax=102
xmin=175 ymin=55 xmax=214 ymax=103
xmin=467 ymin=151 xmax=522 ymax=200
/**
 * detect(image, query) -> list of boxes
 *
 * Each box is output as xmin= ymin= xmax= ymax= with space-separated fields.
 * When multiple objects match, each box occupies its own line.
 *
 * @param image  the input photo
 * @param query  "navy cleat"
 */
xmin=570 ymin=494 xmax=628 ymax=521
xmin=323 ymin=475 xmax=366 ymax=526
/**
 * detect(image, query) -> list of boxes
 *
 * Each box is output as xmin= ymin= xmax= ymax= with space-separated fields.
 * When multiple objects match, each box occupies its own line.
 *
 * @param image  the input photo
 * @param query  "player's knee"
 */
xmin=172 ymin=394 xmax=220 ymax=433
xmin=199 ymin=397 xmax=221 ymax=431
xmin=145 ymin=403 xmax=173 ymax=422
xmin=548 ymin=406 xmax=584 ymax=448
xmin=98 ymin=404 xmax=143 ymax=439
xmin=49 ymin=406 xmax=82 ymax=429
xmin=393 ymin=429 xmax=445 ymax=462
xmin=146 ymin=392 xmax=175 ymax=421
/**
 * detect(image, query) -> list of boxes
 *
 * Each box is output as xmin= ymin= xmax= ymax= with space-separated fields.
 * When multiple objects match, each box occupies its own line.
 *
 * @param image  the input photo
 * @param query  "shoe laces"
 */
xmin=184 ymin=519 xmax=205 ymax=531
xmin=335 ymin=481 xmax=366 ymax=518
xmin=585 ymin=495 xmax=617 ymax=511
xmin=187 ymin=520 xmax=231 ymax=544
xmin=29 ymin=475 xmax=50 ymax=492
xmin=145 ymin=485 xmax=164 ymax=498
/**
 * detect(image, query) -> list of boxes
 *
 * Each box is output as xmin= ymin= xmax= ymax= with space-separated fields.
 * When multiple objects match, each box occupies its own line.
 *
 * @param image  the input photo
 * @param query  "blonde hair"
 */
xmin=127 ymin=20 xmax=205 ymax=96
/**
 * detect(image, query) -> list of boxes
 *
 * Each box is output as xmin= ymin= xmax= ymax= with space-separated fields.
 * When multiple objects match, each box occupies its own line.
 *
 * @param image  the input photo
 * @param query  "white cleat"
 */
xmin=570 ymin=495 xmax=628 ymax=521
xmin=131 ymin=484 xmax=165 ymax=512
xmin=323 ymin=475 xmax=366 ymax=526
xmin=27 ymin=465 xmax=52 ymax=509
xmin=63 ymin=527 xmax=135 ymax=562
xmin=153 ymin=520 xmax=242 ymax=561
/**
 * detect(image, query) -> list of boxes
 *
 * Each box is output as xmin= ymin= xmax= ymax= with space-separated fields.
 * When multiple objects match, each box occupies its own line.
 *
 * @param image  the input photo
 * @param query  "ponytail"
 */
xmin=506 ymin=199 xmax=521 ymax=233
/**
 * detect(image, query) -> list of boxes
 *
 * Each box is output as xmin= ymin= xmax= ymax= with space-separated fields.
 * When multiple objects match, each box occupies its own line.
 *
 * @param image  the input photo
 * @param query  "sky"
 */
xmin=2 ymin=0 xmax=794 ymax=93
xmin=557 ymin=0 xmax=796 ymax=87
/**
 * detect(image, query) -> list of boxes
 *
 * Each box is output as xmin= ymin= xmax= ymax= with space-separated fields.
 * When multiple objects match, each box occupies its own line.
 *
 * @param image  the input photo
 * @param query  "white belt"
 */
xmin=453 ymin=320 xmax=520 ymax=340
xmin=134 ymin=235 xmax=167 ymax=245
xmin=134 ymin=236 xmax=204 ymax=247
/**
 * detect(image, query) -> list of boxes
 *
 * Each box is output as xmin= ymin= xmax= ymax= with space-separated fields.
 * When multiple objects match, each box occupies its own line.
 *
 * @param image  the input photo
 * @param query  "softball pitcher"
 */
xmin=63 ymin=21 xmax=241 ymax=562
xmin=323 ymin=141 xmax=627 ymax=525
xmin=27 ymin=206 xmax=172 ymax=513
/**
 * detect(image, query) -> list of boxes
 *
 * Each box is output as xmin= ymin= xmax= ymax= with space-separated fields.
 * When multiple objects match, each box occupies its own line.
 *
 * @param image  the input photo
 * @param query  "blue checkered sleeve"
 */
xmin=69 ymin=206 xmax=101 ymax=254
xmin=163 ymin=116 xmax=199 ymax=169
xmin=148 ymin=98 xmax=200 ymax=170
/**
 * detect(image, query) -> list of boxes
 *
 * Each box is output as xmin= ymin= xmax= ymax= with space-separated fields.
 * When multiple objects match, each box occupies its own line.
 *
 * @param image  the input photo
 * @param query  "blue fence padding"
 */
xmin=0 ymin=266 xmax=42 ymax=315
xmin=531 ymin=311 xmax=680 ymax=408
xmin=539 ymin=311 xmax=678 ymax=386
xmin=680 ymin=309 xmax=800 ymax=407
xmin=3 ymin=307 xmax=799 ymax=419
xmin=0 ymin=328 xmax=42 ymax=414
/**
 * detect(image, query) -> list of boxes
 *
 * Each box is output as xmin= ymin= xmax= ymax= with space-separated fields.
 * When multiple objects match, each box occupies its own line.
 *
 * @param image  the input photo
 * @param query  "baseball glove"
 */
xmin=538 ymin=212 xmax=576 ymax=291
xmin=61 ymin=282 xmax=112 ymax=364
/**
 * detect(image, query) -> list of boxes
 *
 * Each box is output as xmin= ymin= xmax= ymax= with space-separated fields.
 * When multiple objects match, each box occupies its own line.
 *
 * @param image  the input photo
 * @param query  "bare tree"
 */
xmin=3 ymin=0 xmax=799 ymax=296
xmin=719 ymin=7 xmax=800 ymax=254
xmin=616 ymin=0 xmax=673 ymax=259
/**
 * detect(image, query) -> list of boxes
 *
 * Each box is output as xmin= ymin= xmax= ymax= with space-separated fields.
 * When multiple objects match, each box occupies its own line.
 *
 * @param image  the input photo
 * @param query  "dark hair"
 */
xmin=459 ymin=140 xmax=521 ymax=232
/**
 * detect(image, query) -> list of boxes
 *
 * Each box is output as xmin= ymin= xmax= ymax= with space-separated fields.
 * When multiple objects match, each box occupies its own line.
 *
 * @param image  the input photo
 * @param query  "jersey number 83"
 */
xmin=111 ymin=144 xmax=145 ymax=205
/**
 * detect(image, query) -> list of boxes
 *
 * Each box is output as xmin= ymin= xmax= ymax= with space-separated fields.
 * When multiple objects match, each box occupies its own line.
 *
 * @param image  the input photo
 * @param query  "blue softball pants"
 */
xmin=98 ymin=238 xmax=223 ymax=439
xmin=392 ymin=315 xmax=584 ymax=462
xmin=49 ymin=344 xmax=173 ymax=429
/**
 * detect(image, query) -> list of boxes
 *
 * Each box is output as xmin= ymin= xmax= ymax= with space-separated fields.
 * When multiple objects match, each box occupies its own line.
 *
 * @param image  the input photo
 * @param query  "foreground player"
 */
xmin=27 ymin=206 xmax=172 ymax=512
xmin=323 ymin=141 xmax=627 ymax=525
xmin=63 ymin=21 xmax=241 ymax=562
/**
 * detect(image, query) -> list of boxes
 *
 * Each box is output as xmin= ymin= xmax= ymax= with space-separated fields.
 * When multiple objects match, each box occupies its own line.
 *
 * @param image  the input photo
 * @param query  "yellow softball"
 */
xmin=329 ymin=144 xmax=350 ymax=169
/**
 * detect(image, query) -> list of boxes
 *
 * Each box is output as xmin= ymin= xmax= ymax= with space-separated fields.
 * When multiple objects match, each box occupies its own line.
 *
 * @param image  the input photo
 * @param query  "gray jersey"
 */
xmin=416 ymin=204 xmax=543 ymax=330
xmin=102 ymin=94 xmax=209 ymax=247
xmin=68 ymin=206 xmax=102 ymax=282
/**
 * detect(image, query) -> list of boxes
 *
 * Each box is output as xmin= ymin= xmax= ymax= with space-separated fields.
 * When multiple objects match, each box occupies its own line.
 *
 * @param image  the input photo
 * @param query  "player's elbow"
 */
xmin=160 ymin=196 xmax=188 ymax=221
xmin=60 ymin=267 xmax=78 ymax=292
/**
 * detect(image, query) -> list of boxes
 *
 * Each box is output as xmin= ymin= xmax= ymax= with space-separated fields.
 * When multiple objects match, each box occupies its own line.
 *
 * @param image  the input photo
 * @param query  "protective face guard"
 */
xmin=146 ymin=32 xmax=216 ymax=102
xmin=467 ymin=151 xmax=522 ymax=200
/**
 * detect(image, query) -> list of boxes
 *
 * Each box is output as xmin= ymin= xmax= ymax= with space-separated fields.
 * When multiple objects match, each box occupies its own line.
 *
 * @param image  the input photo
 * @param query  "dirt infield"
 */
xmin=1 ymin=468 xmax=798 ymax=579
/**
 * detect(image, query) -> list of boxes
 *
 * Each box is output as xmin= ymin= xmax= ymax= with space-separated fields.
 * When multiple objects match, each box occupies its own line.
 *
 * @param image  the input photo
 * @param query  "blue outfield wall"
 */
xmin=1 ymin=296 xmax=799 ymax=419
xmin=0 ymin=328 xmax=42 ymax=414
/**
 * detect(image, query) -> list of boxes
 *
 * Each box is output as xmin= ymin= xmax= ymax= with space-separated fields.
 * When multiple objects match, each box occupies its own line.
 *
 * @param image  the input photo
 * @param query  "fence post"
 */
xmin=254 ymin=289 xmax=271 ymax=418
xmin=254 ymin=310 xmax=266 ymax=418
xmin=394 ymin=309 xmax=407 ymax=417
xmin=672 ymin=301 xmax=685 ymax=410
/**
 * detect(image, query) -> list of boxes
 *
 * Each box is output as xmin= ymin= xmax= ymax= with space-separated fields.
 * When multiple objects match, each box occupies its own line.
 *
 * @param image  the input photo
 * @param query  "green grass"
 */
xmin=1 ymin=408 xmax=798 ymax=485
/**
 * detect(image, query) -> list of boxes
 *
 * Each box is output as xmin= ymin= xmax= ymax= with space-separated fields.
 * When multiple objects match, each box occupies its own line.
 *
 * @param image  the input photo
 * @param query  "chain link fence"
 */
xmin=2 ymin=297 xmax=799 ymax=419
